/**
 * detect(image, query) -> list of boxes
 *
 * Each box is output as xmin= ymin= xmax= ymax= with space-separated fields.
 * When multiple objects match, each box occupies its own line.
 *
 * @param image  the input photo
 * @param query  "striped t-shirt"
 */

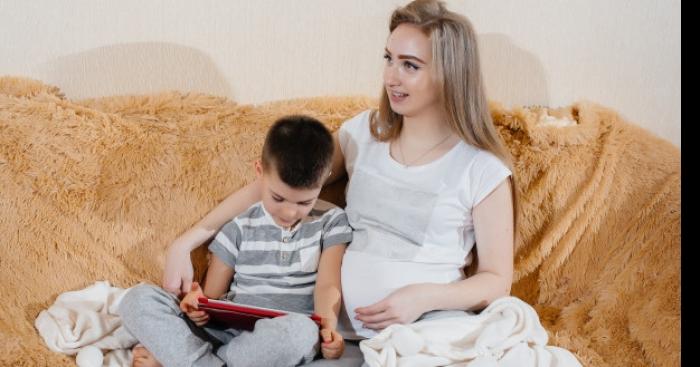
xmin=208 ymin=199 xmax=353 ymax=314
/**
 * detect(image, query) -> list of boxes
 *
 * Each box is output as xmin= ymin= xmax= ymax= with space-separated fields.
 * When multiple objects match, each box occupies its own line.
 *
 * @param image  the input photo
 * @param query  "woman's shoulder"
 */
xmin=471 ymin=149 xmax=511 ymax=173
xmin=339 ymin=109 xmax=375 ymax=145
xmin=461 ymin=147 xmax=512 ymax=206
xmin=340 ymin=109 xmax=373 ymax=132
xmin=450 ymin=144 xmax=508 ymax=172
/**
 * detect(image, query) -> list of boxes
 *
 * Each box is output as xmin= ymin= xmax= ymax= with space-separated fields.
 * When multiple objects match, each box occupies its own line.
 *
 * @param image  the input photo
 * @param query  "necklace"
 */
xmin=397 ymin=132 xmax=453 ymax=167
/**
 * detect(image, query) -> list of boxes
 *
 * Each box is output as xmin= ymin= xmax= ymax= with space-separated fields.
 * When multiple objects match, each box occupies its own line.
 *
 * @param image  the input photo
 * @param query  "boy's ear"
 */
xmin=255 ymin=160 xmax=263 ymax=178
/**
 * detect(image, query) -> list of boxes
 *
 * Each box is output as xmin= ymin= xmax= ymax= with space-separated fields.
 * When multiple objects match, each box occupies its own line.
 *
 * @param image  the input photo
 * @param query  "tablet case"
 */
xmin=197 ymin=297 xmax=322 ymax=330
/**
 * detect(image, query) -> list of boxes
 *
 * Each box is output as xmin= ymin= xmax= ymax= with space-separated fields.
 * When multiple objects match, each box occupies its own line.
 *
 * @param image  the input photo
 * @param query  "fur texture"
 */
xmin=0 ymin=76 xmax=679 ymax=366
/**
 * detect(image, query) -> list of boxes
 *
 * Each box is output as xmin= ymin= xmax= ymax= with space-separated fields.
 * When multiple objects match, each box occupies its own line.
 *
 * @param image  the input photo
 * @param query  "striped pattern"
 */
xmin=209 ymin=200 xmax=352 ymax=314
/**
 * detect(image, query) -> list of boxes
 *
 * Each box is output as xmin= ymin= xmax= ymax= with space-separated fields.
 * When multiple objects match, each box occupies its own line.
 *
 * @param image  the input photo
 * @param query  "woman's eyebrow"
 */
xmin=385 ymin=48 xmax=426 ymax=64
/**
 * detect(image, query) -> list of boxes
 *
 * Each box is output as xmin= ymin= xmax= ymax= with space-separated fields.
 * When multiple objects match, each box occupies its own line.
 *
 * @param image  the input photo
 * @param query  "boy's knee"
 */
xmin=278 ymin=314 xmax=320 ymax=353
xmin=118 ymin=284 xmax=173 ymax=320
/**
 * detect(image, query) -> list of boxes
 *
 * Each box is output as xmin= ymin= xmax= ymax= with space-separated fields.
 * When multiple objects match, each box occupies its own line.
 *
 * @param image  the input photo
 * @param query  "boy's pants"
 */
xmin=118 ymin=284 xmax=319 ymax=367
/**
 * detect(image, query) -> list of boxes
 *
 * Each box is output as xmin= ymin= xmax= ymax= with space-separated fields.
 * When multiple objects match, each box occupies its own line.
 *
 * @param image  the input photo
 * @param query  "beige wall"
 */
xmin=0 ymin=0 xmax=680 ymax=146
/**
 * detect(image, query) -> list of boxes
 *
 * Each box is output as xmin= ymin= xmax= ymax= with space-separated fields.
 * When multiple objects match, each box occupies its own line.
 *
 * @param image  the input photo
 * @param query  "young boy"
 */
xmin=119 ymin=115 xmax=351 ymax=367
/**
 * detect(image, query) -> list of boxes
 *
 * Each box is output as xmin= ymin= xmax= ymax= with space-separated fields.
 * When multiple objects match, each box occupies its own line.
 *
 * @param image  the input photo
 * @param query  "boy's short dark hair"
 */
xmin=261 ymin=115 xmax=333 ymax=189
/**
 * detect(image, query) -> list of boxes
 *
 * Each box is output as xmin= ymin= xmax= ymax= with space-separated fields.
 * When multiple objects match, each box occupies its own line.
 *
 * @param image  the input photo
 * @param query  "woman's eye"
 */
xmin=404 ymin=62 xmax=418 ymax=70
xmin=383 ymin=54 xmax=391 ymax=62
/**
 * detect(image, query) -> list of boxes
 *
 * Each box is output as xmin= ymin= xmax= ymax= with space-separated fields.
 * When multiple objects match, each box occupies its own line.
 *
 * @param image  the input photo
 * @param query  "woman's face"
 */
xmin=383 ymin=23 xmax=441 ymax=118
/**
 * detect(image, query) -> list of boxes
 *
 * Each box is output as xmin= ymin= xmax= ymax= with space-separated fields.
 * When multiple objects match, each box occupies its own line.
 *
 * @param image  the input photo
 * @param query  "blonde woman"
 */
xmin=162 ymin=1 xmax=515 ymax=365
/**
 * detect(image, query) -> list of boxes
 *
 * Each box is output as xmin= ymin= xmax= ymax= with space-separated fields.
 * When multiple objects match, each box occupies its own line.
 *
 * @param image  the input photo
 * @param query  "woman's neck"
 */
xmin=401 ymin=111 xmax=454 ymax=147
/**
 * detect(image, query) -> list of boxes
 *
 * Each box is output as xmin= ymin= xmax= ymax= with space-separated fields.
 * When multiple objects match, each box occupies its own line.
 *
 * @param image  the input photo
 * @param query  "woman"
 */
xmin=163 ymin=0 xmax=515 ymax=365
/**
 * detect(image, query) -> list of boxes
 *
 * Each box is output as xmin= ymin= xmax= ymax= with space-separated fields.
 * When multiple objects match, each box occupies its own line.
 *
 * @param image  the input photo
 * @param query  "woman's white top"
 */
xmin=338 ymin=110 xmax=511 ymax=338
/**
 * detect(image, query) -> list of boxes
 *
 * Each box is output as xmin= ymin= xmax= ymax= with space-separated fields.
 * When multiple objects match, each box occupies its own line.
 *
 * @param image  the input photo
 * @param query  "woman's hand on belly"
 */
xmin=354 ymin=283 xmax=432 ymax=330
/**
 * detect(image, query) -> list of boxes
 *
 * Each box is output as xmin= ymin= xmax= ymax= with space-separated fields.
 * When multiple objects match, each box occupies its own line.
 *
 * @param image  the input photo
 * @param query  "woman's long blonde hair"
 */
xmin=371 ymin=0 xmax=518 ymax=239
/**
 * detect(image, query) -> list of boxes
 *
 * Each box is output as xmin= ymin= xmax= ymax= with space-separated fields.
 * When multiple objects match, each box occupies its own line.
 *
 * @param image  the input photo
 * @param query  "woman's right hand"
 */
xmin=163 ymin=241 xmax=194 ymax=296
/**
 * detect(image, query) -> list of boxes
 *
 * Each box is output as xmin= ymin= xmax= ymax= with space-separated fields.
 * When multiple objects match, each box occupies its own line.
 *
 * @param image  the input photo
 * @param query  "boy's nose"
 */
xmin=282 ymin=207 xmax=297 ymax=220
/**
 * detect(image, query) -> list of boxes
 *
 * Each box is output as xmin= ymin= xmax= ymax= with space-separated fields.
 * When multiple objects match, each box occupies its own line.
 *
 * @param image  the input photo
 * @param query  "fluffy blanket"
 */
xmin=34 ymin=281 xmax=136 ymax=366
xmin=360 ymin=296 xmax=582 ymax=367
xmin=0 ymin=76 xmax=679 ymax=366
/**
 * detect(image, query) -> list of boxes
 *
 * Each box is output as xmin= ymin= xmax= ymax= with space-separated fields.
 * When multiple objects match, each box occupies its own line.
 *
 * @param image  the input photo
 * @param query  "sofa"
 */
xmin=0 ymin=76 xmax=680 ymax=366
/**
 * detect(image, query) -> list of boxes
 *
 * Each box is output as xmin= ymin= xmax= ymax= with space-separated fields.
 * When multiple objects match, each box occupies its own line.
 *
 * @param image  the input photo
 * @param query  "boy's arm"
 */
xmin=313 ymin=244 xmax=347 ymax=330
xmin=202 ymin=255 xmax=235 ymax=300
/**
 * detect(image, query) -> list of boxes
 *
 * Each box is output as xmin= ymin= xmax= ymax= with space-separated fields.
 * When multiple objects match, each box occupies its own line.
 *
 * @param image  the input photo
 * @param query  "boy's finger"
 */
xmin=179 ymin=301 xmax=191 ymax=313
xmin=189 ymin=310 xmax=206 ymax=318
xmin=321 ymin=349 xmax=341 ymax=359
xmin=186 ymin=298 xmax=199 ymax=310
xmin=189 ymin=312 xmax=207 ymax=320
xmin=320 ymin=329 xmax=332 ymax=343
xmin=325 ymin=339 xmax=341 ymax=349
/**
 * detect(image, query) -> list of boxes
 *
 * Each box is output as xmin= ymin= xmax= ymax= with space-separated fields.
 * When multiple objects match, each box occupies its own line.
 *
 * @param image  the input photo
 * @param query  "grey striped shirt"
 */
xmin=209 ymin=199 xmax=352 ymax=314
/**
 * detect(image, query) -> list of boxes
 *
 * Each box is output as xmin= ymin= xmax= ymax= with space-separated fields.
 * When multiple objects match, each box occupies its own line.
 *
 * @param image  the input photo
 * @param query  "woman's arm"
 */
xmin=356 ymin=179 xmax=514 ymax=330
xmin=429 ymin=178 xmax=514 ymax=310
xmin=326 ymin=131 xmax=347 ymax=186
xmin=162 ymin=178 xmax=262 ymax=295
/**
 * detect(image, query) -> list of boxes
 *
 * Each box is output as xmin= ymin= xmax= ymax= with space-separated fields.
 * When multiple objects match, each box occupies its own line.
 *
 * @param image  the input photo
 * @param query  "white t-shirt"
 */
xmin=338 ymin=110 xmax=512 ymax=338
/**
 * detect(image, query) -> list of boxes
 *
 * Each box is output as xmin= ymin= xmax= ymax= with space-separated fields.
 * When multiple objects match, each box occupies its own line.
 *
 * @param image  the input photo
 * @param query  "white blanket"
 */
xmin=359 ymin=296 xmax=581 ymax=367
xmin=35 ymin=281 xmax=138 ymax=367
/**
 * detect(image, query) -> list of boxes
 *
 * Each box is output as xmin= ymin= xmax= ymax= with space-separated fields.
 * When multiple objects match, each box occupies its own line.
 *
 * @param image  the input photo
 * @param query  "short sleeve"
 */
xmin=338 ymin=110 xmax=372 ymax=176
xmin=208 ymin=220 xmax=242 ymax=269
xmin=321 ymin=208 xmax=353 ymax=250
xmin=469 ymin=151 xmax=512 ymax=207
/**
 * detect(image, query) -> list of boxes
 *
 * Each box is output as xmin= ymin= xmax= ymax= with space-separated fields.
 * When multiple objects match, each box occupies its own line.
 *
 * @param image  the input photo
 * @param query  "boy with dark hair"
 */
xmin=119 ymin=115 xmax=351 ymax=367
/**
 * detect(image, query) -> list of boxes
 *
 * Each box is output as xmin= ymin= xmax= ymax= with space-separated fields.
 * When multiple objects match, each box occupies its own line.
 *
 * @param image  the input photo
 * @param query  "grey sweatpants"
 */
xmin=118 ymin=284 xmax=319 ymax=367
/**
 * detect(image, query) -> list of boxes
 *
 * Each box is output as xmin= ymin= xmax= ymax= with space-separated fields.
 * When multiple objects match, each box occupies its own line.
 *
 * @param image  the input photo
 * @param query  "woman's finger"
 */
xmin=363 ymin=318 xmax=399 ymax=331
xmin=356 ymin=310 xmax=393 ymax=323
xmin=355 ymin=299 xmax=389 ymax=316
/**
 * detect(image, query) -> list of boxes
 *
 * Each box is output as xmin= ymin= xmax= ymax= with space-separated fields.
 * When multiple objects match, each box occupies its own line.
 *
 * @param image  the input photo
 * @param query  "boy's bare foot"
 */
xmin=132 ymin=344 xmax=163 ymax=367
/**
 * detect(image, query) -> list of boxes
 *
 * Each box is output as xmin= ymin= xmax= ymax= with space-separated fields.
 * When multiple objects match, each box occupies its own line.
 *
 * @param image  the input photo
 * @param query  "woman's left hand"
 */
xmin=354 ymin=283 xmax=432 ymax=330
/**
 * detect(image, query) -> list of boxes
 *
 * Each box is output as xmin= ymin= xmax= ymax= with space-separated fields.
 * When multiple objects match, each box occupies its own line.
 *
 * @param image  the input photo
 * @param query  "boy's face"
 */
xmin=256 ymin=161 xmax=323 ymax=229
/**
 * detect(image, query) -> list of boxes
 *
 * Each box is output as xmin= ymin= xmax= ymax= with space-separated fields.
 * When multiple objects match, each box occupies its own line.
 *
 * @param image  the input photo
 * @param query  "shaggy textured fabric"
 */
xmin=0 ymin=76 xmax=679 ymax=366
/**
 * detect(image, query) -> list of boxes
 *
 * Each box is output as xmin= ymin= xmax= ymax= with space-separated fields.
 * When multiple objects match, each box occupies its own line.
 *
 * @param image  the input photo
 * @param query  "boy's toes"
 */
xmin=131 ymin=345 xmax=162 ymax=367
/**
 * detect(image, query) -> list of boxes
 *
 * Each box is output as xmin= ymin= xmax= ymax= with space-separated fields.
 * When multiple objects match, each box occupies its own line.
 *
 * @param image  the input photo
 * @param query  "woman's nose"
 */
xmin=384 ymin=64 xmax=399 ymax=86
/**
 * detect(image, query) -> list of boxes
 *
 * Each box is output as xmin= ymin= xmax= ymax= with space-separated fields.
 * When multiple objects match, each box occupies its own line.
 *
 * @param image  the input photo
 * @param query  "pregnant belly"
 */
xmin=340 ymin=250 xmax=464 ymax=338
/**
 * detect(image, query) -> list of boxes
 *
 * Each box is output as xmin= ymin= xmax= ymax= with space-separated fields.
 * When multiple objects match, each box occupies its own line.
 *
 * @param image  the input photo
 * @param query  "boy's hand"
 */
xmin=179 ymin=282 xmax=209 ymax=326
xmin=320 ymin=327 xmax=345 ymax=359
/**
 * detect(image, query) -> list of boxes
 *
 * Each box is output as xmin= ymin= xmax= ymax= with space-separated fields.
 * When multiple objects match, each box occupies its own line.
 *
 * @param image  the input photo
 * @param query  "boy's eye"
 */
xmin=273 ymin=197 xmax=284 ymax=202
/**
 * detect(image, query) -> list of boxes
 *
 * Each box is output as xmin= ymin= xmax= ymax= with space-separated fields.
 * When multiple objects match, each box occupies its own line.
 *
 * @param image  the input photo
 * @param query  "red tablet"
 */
xmin=197 ymin=297 xmax=322 ymax=331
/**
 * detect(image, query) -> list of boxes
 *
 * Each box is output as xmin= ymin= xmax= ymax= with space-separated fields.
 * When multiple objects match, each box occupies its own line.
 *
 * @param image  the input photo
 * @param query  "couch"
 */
xmin=0 ymin=76 xmax=680 ymax=366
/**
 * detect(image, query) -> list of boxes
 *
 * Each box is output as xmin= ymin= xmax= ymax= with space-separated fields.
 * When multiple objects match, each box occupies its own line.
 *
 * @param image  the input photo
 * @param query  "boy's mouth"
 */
xmin=276 ymin=217 xmax=299 ymax=228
